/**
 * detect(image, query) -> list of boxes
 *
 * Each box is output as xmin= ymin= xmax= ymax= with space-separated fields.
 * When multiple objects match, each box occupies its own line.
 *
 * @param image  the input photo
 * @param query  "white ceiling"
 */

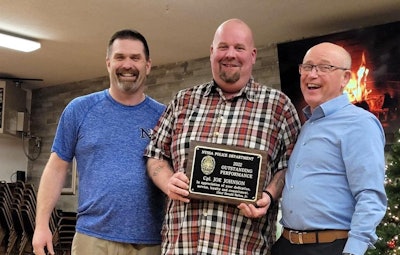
xmin=1 ymin=0 xmax=400 ymax=90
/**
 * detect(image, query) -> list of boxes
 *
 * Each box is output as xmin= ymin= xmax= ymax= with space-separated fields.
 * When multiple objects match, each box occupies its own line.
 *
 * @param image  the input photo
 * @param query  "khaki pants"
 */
xmin=72 ymin=232 xmax=161 ymax=255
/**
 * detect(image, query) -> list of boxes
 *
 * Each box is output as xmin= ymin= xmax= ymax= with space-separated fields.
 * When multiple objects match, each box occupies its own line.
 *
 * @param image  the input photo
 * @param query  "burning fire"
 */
xmin=345 ymin=52 xmax=371 ymax=103
xmin=344 ymin=52 xmax=383 ymax=112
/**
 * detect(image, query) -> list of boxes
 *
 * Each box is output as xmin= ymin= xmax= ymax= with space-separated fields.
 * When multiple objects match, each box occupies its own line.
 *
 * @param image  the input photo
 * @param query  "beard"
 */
xmin=219 ymin=68 xmax=240 ymax=83
xmin=116 ymin=78 xmax=143 ymax=94
xmin=219 ymin=71 xmax=240 ymax=83
xmin=113 ymin=68 xmax=143 ymax=93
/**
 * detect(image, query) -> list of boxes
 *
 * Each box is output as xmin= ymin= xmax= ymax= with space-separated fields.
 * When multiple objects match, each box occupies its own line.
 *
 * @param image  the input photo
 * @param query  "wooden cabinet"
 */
xmin=0 ymin=80 xmax=27 ymax=136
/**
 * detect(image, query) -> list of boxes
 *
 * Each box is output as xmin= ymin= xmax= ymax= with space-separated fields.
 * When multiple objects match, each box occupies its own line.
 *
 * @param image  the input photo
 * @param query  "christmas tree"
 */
xmin=367 ymin=131 xmax=400 ymax=255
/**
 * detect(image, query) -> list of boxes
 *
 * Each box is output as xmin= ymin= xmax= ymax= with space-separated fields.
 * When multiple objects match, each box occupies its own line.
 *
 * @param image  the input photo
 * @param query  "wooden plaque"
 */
xmin=186 ymin=141 xmax=268 ymax=205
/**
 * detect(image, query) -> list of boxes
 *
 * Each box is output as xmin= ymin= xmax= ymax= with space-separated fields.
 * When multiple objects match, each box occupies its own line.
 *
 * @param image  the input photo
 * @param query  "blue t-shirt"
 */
xmin=52 ymin=89 xmax=166 ymax=244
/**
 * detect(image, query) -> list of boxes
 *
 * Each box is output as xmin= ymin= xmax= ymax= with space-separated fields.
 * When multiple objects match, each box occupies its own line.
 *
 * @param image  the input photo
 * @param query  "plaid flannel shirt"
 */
xmin=145 ymin=79 xmax=300 ymax=254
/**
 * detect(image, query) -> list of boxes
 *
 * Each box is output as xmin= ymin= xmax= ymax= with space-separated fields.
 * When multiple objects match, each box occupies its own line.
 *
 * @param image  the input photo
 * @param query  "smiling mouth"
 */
xmin=118 ymin=71 xmax=138 ymax=81
xmin=120 ymin=73 xmax=134 ymax=77
xmin=222 ymin=62 xmax=239 ymax=68
xmin=307 ymin=83 xmax=321 ymax=90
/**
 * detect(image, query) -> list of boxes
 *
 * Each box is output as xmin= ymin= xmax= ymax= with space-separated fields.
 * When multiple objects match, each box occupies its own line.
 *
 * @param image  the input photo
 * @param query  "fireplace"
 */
xmin=277 ymin=21 xmax=400 ymax=143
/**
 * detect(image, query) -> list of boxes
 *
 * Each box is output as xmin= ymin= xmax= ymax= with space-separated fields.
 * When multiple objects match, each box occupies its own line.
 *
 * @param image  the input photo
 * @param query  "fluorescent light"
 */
xmin=0 ymin=32 xmax=41 ymax=52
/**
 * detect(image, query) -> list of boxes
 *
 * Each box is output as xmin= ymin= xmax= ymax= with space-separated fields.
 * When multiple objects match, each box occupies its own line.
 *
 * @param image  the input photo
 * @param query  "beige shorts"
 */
xmin=71 ymin=232 xmax=161 ymax=255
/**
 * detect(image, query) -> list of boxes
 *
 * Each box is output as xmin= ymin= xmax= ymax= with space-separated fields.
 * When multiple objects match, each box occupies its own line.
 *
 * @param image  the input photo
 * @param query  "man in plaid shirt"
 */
xmin=145 ymin=18 xmax=300 ymax=255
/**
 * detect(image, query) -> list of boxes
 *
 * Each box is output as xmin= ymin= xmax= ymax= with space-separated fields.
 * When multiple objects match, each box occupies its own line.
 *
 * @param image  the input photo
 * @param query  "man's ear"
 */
xmin=341 ymin=70 xmax=352 ymax=89
xmin=146 ymin=58 xmax=152 ymax=75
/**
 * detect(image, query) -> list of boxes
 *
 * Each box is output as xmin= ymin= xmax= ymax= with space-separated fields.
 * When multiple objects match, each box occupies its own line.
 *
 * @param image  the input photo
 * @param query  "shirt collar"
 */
xmin=206 ymin=77 xmax=258 ymax=102
xmin=303 ymin=94 xmax=351 ymax=121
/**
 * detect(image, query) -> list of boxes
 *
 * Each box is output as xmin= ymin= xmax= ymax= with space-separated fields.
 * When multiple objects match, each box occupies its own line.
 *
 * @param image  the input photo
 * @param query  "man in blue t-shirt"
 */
xmin=32 ymin=29 xmax=166 ymax=255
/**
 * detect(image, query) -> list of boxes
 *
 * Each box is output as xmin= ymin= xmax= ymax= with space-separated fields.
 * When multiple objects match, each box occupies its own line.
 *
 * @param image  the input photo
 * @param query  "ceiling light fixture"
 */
xmin=0 ymin=32 xmax=41 ymax=52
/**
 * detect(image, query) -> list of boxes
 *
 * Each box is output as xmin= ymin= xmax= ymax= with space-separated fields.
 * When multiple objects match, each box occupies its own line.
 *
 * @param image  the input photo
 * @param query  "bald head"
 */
xmin=304 ymin=42 xmax=352 ymax=69
xmin=212 ymin=19 xmax=255 ymax=48
xmin=300 ymin=42 xmax=353 ymax=111
xmin=209 ymin=18 xmax=257 ymax=96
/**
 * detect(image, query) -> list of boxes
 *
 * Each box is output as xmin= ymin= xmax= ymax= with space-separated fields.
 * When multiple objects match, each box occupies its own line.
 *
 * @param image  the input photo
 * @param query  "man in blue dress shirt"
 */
xmin=272 ymin=42 xmax=387 ymax=255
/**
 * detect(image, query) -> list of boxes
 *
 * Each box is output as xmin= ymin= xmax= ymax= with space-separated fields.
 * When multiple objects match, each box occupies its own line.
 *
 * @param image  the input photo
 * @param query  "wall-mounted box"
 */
xmin=0 ymin=80 xmax=27 ymax=136
xmin=17 ymin=111 xmax=28 ymax=132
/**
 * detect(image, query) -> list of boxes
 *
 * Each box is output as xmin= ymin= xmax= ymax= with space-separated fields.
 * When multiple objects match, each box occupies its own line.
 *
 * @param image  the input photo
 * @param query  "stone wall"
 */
xmin=28 ymin=44 xmax=281 ymax=210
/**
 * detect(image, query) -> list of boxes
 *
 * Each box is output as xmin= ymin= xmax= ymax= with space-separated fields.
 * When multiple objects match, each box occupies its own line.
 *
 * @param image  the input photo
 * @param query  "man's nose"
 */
xmin=225 ymin=46 xmax=236 ymax=57
xmin=308 ymin=66 xmax=319 ymax=76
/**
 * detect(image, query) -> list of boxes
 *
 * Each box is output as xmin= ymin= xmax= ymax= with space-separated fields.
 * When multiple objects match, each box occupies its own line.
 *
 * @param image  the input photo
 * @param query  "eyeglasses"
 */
xmin=299 ymin=64 xmax=349 ymax=74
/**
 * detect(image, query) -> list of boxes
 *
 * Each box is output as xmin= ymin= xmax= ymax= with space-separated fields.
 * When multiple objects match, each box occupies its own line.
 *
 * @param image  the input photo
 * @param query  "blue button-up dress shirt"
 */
xmin=281 ymin=94 xmax=387 ymax=255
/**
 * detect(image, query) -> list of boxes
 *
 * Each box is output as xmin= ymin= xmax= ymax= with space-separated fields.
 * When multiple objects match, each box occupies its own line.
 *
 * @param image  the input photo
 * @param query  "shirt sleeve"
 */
xmin=274 ymin=92 xmax=301 ymax=174
xmin=342 ymin=114 xmax=387 ymax=254
xmin=144 ymin=94 xmax=176 ymax=160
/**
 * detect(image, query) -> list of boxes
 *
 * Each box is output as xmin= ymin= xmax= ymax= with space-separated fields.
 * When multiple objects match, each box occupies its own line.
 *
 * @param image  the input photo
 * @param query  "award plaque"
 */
xmin=186 ymin=141 xmax=268 ymax=205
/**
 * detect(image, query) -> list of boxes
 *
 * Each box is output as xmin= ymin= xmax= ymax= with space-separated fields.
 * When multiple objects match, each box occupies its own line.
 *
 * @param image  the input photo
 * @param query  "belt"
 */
xmin=282 ymin=228 xmax=348 ymax=244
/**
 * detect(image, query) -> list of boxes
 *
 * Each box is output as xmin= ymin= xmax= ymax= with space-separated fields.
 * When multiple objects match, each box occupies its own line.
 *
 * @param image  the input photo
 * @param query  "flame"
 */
xmin=345 ymin=52 xmax=372 ymax=103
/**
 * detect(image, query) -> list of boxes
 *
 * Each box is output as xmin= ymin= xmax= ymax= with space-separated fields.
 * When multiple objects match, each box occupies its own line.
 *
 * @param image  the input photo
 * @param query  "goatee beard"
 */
xmin=117 ymin=80 xmax=140 ymax=93
xmin=220 ymin=71 xmax=240 ymax=83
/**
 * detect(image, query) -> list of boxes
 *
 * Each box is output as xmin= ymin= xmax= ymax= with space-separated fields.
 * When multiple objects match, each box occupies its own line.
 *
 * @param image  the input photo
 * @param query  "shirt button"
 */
xmin=203 ymin=209 xmax=208 ymax=216
xmin=214 ymin=131 xmax=219 ymax=137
